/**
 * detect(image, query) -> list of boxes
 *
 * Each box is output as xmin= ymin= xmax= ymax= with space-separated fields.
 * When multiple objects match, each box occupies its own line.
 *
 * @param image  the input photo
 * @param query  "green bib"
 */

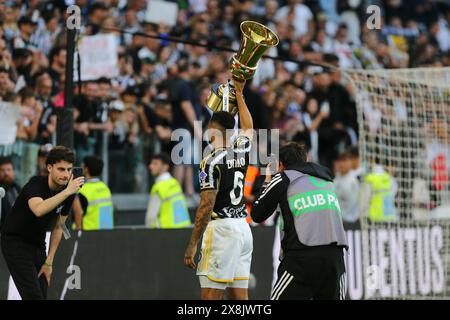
xmin=79 ymin=180 xmax=114 ymax=230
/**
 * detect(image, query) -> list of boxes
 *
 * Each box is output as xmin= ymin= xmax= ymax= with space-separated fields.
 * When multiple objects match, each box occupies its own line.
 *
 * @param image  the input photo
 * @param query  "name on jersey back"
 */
xmin=227 ymin=158 xmax=246 ymax=169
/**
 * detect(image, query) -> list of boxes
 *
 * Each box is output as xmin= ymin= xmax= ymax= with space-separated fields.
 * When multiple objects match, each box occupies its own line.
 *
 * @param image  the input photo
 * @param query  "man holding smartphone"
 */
xmin=0 ymin=146 xmax=84 ymax=300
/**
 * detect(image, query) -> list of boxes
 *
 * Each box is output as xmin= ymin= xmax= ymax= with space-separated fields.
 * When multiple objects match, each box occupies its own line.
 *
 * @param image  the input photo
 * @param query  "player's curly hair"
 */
xmin=210 ymin=111 xmax=235 ymax=130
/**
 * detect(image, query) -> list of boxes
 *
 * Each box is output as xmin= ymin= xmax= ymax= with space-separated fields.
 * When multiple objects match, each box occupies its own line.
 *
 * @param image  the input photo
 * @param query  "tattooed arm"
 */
xmin=184 ymin=190 xmax=217 ymax=269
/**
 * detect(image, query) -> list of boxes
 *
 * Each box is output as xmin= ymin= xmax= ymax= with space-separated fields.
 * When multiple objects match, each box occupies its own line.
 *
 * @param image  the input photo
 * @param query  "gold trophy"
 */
xmin=207 ymin=21 xmax=279 ymax=115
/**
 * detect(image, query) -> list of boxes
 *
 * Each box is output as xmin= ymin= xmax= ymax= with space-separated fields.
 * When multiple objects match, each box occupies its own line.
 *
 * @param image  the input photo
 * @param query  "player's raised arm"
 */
xmin=234 ymin=80 xmax=253 ymax=141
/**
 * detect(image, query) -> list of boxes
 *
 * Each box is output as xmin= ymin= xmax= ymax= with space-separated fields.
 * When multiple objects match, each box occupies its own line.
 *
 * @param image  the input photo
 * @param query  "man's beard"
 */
xmin=0 ymin=177 xmax=14 ymax=185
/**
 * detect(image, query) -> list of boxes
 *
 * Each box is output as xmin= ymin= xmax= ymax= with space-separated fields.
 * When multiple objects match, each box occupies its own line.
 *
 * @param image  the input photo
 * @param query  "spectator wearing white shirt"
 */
xmin=30 ymin=3 xmax=61 ymax=56
xmin=332 ymin=24 xmax=357 ymax=69
xmin=13 ymin=16 xmax=38 ymax=51
xmin=261 ymin=0 xmax=279 ymax=31
xmin=120 ymin=6 xmax=141 ymax=46
xmin=334 ymin=151 xmax=360 ymax=223
xmin=274 ymin=0 xmax=314 ymax=38
xmin=302 ymin=96 xmax=329 ymax=163
xmin=311 ymin=29 xmax=334 ymax=53
xmin=252 ymin=47 xmax=277 ymax=88
xmin=112 ymin=53 xmax=137 ymax=95
xmin=347 ymin=146 xmax=364 ymax=181
xmin=432 ymin=17 xmax=450 ymax=53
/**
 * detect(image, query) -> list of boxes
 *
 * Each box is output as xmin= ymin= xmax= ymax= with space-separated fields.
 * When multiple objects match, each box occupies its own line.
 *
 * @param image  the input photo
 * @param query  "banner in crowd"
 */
xmin=344 ymin=224 xmax=446 ymax=300
xmin=75 ymin=34 xmax=119 ymax=81
xmin=0 ymin=102 xmax=20 ymax=145
xmin=146 ymin=0 xmax=178 ymax=26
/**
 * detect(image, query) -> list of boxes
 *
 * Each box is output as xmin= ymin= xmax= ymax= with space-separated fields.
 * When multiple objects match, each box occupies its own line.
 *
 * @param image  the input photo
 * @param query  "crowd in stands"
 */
xmin=0 ymin=0 xmax=449 ymax=208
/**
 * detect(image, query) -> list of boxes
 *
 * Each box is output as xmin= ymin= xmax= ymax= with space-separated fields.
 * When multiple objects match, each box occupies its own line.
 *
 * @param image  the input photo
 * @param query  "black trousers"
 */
xmin=271 ymin=246 xmax=346 ymax=300
xmin=1 ymin=235 xmax=48 ymax=300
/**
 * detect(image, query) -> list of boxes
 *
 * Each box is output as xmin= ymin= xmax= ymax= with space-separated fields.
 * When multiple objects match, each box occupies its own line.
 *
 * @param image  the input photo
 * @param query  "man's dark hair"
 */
xmin=338 ymin=23 xmax=348 ymax=30
xmin=18 ymin=87 xmax=35 ymax=101
xmin=17 ymin=16 xmax=36 ymax=28
xmin=45 ymin=146 xmax=75 ymax=165
xmin=83 ymin=156 xmax=104 ymax=177
xmin=178 ymin=62 xmax=189 ymax=73
xmin=97 ymin=77 xmax=111 ymax=85
xmin=122 ymin=85 xmax=138 ymax=97
xmin=210 ymin=111 xmax=235 ymax=130
xmin=13 ymin=48 xmax=32 ymax=60
xmin=49 ymin=46 xmax=65 ymax=64
xmin=279 ymin=142 xmax=308 ymax=167
xmin=42 ymin=6 xmax=57 ymax=25
xmin=347 ymin=146 xmax=359 ymax=159
xmin=323 ymin=53 xmax=339 ymax=65
xmin=89 ymin=2 xmax=109 ymax=13
xmin=152 ymin=153 xmax=171 ymax=166
xmin=192 ymin=61 xmax=201 ymax=69
xmin=32 ymin=70 xmax=50 ymax=86
xmin=0 ymin=156 xmax=13 ymax=167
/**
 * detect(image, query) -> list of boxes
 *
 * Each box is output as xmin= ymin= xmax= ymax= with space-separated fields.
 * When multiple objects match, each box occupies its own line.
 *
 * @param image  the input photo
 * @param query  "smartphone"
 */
xmin=262 ymin=153 xmax=278 ymax=176
xmin=320 ymin=101 xmax=330 ymax=114
xmin=72 ymin=167 xmax=83 ymax=179
xmin=269 ymin=153 xmax=279 ymax=175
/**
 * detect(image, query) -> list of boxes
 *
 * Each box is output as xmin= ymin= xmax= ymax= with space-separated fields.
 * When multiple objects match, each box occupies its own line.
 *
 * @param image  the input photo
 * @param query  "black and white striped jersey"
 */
xmin=199 ymin=135 xmax=251 ymax=219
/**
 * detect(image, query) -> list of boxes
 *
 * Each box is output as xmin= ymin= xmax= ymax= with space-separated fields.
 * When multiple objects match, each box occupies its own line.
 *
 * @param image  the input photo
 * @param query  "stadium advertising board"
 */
xmin=345 ymin=225 xmax=445 ymax=300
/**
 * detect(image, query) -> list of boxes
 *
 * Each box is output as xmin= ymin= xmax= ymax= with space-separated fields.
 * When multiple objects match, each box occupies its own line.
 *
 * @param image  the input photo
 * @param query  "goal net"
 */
xmin=343 ymin=67 xmax=450 ymax=299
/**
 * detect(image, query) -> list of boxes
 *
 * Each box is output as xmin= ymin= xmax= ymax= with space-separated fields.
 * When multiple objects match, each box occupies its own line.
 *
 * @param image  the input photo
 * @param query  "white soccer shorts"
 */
xmin=197 ymin=218 xmax=253 ymax=289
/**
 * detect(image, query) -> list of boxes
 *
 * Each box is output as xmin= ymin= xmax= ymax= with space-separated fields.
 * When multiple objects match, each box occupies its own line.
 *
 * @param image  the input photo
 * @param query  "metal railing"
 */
xmin=0 ymin=129 xmax=159 ymax=194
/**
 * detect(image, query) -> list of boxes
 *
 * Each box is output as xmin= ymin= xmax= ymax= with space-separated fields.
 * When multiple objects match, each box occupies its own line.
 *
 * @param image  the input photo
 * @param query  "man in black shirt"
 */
xmin=35 ymin=73 xmax=56 ymax=145
xmin=169 ymin=63 xmax=202 ymax=200
xmin=47 ymin=46 xmax=66 ymax=95
xmin=74 ymin=81 xmax=111 ymax=165
xmin=0 ymin=146 xmax=84 ymax=300
xmin=0 ymin=157 xmax=21 ymax=228
xmin=252 ymin=142 xmax=348 ymax=300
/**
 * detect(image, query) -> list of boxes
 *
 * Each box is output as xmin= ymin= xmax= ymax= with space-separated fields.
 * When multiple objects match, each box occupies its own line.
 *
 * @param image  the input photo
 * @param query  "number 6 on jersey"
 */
xmin=230 ymin=171 xmax=244 ymax=205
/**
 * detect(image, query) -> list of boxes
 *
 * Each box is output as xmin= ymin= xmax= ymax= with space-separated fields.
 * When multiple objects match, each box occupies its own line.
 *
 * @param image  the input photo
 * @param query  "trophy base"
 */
xmin=206 ymin=83 xmax=238 ymax=116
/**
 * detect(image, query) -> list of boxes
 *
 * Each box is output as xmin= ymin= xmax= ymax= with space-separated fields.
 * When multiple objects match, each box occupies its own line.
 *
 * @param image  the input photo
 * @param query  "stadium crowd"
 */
xmin=0 ymin=0 xmax=449 ymax=208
